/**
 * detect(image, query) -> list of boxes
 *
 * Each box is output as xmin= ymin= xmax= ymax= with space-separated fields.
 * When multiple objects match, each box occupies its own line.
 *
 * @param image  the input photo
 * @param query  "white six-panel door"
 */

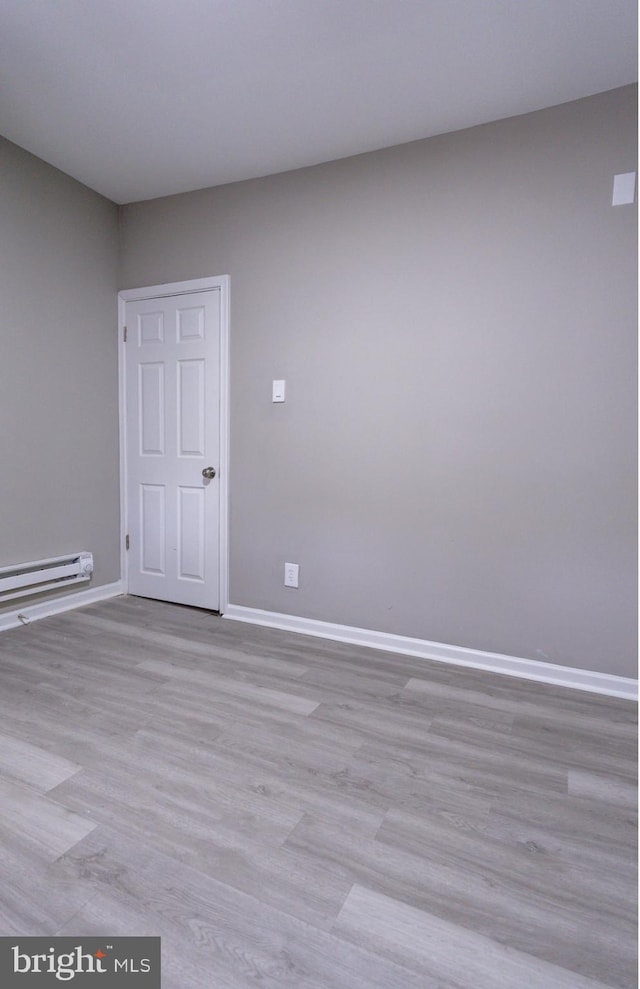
xmin=124 ymin=286 xmax=224 ymax=610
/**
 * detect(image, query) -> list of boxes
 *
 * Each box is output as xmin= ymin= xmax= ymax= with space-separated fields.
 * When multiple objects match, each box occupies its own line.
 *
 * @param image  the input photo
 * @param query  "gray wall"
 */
xmin=0 ymin=137 xmax=121 ymax=599
xmin=121 ymin=85 xmax=637 ymax=677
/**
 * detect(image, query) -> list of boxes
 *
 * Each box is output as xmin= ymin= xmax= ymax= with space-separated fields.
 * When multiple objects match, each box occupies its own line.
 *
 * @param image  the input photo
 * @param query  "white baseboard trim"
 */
xmin=223 ymin=604 xmax=637 ymax=700
xmin=0 ymin=580 xmax=124 ymax=633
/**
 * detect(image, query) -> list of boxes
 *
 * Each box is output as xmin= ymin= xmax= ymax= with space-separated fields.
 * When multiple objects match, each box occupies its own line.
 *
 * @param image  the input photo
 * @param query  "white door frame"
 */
xmin=118 ymin=276 xmax=230 ymax=613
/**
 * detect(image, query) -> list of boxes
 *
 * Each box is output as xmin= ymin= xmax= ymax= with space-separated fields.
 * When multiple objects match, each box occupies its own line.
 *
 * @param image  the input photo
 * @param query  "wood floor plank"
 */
xmin=71 ymin=611 xmax=311 ymax=679
xmin=376 ymin=805 xmax=636 ymax=984
xmin=49 ymin=762 xmax=357 ymax=931
xmin=0 ymin=778 xmax=96 ymax=860
xmin=54 ymin=825 xmax=429 ymax=989
xmin=483 ymin=786 xmax=637 ymax=870
xmin=135 ymin=656 xmax=320 ymax=715
xmin=48 ymin=745 xmax=306 ymax=854
xmin=286 ymin=808 xmax=636 ymax=986
xmin=404 ymin=672 xmax=637 ymax=729
xmin=350 ymin=733 xmax=569 ymax=808
xmin=434 ymin=711 xmax=637 ymax=782
xmin=333 ymin=884 xmax=614 ymax=989
xmin=0 ymin=840 xmax=98 ymax=937
xmin=568 ymin=768 xmax=638 ymax=808
xmin=309 ymin=696 xmax=439 ymax=751
xmin=0 ymin=730 xmax=82 ymax=792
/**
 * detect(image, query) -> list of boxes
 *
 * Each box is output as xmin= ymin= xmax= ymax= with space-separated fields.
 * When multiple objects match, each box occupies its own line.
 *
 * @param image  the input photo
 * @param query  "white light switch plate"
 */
xmin=272 ymin=379 xmax=286 ymax=402
xmin=612 ymin=172 xmax=636 ymax=206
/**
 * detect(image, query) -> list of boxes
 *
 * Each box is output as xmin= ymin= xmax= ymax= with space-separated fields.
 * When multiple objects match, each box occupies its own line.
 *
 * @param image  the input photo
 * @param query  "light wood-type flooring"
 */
xmin=0 ymin=595 xmax=636 ymax=988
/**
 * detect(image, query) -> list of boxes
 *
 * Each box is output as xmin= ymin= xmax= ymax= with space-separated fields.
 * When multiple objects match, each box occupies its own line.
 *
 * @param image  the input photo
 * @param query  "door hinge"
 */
xmin=123 ymin=326 xmax=127 ymax=342
xmin=125 ymin=534 xmax=130 ymax=550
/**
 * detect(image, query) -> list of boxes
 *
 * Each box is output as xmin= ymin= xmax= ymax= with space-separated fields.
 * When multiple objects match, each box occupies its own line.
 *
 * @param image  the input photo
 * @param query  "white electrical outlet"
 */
xmin=284 ymin=562 xmax=299 ymax=588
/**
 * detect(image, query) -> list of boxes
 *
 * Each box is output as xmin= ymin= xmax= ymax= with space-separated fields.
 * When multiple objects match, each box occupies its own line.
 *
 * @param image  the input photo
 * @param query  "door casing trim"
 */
xmin=118 ymin=276 xmax=230 ymax=613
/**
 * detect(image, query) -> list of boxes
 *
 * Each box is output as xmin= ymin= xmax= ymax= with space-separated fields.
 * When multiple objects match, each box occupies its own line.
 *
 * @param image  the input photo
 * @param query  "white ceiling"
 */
xmin=0 ymin=0 xmax=636 ymax=204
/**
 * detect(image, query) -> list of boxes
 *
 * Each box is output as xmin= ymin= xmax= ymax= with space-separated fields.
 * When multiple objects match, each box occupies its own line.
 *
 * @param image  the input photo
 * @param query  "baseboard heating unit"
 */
xmin=0 ymin=552 xmax=94 ymax=603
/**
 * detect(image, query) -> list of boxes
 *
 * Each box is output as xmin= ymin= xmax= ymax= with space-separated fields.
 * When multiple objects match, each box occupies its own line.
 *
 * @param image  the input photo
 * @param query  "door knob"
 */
xmin=202 ymin=467 xmax=216 ymax=479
